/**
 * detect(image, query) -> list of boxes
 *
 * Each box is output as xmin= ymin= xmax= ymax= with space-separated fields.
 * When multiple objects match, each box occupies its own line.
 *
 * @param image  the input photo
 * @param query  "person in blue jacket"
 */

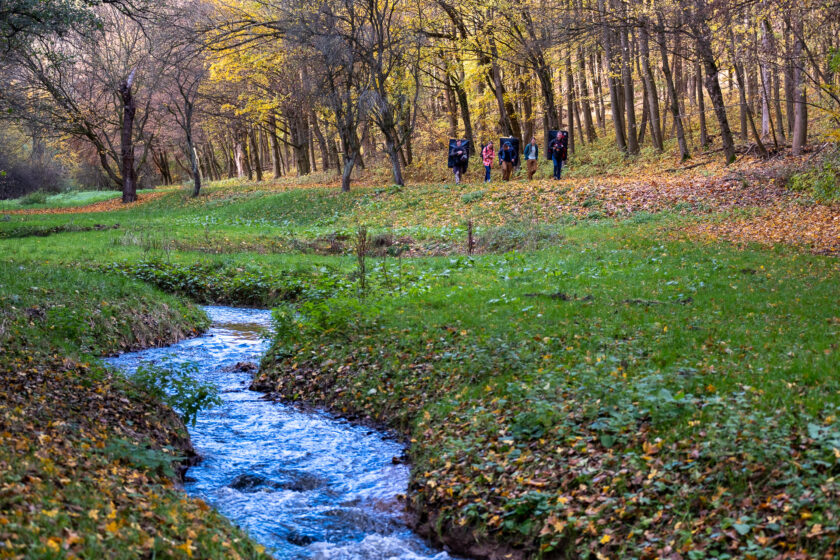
xmin=549 ymin=132 xmax=568 ymax=180
xmin=498 ymin=142 xmax=516 ymax=181
xmin=448 ymin=139 xmax=469 ymax=184
xmin=523 ymin=137 xmax=539 ymax=180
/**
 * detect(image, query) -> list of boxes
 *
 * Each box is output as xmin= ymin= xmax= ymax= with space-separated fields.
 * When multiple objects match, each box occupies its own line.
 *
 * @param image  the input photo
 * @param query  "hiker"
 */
xmin=549 ymin=131 xmax=568 ymax=180
xmin=481 ymin=140 xmax=494 ymax=183
xmin=523 ymin=137 xmax=539 ymax=180
xmin=448 ymin=139 xmax=469 ymax=184
xmin=498 ymin=141 xmax=516 ymax=181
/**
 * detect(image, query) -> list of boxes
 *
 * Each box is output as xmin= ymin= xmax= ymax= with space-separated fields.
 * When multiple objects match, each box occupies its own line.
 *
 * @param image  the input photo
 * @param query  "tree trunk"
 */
xmin=697 ymin=63 xmax=709 ymax=148
xmin=249 ymin=127 xmax=263 ymax=181
xmin=535 ymin=62 xmax=560 ymax=148
xmin=339 ymin=130 xmax=361 ymax=192
xmin=384 ymin=128 xmax=404 ymax=186
xmin=444 ymin=71 xmax=458 ymax=139
xmin=566 ymin=55 xmax=576 ymax=154
xmin=119 ymin=71 xmax=137 ymax=203
xmin=690 ymin=6 xmax=736 ymax=164
xmin=518 ymin=65 xmax=535 ymax=143
xmin=488 ymin=37 xmax=522 ymax=140
xmin=268 ymin=115 xmax=283 ymax=177
xmin=184 ymin=101 xmax=201 ymax=196
xmin=619 ymin=10 xmax=640 ymax=155
xmin=760 ymin=20 xmax=772 ymax=139
xmin=592 ymin=53 xmax=605 ymax=130
xmin=639 ymin=21 xmax=663 ymax=151
xmin=791 ymin=13 xmax=807 ymax=155
xmin=598 ymin=0 xmax=627 ymax=152
xmin=452 ymin=63 xmax=474 ymax=144
xmin=657 ymin=14 xmax=690 ymax=160
xmin=578 ymin=48 xmax=597 ymax=141
xmin=311 ymin=112 xmax=330 ymax=171
xmin=729 ymin=30 xmax=769 ymax=158
xmin=289 ymin=114 xmax=311 ymax=175
xmin=784 ymin=26 xmax=795 ymax=137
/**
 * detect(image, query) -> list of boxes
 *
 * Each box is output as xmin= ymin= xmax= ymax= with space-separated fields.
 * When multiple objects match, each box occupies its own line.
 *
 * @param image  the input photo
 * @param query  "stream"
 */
xmin=107 ymin=306 xmax=450 ymax=560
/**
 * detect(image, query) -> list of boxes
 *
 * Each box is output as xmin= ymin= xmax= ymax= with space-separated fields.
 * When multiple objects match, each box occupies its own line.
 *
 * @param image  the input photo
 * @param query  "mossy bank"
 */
xmin=0 ymin=261 xmax=270 ymax=559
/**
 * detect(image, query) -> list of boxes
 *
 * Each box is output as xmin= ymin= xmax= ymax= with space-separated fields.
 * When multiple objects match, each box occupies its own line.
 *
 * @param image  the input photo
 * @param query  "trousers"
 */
xmin=526 ymin=159 xmax=537 ymax=180
xmin=552 ymin=155 xmax=564 ymax=179
xmin=501 ymin=161 xmax=513 ymax=181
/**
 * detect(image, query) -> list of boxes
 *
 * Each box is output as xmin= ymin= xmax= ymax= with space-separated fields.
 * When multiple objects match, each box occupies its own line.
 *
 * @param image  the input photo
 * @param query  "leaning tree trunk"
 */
xmin=639 ymin=20 xmax=663 ymax=151
xmin=444 ymin=71 xmax=459 ymax=139
xmin=120 ymin=69 xmax=138 ymax=203
xmin=451 ymin=63 xmax=474 ymax=144
xmin=598 ymin=0 xmax=627 ymax=152
xmin=682 ymin=0 xmax=736 ymax=164
xmin=535 ymin=61 xmax=561 ymax=148
xmin=657 ymin=14 xmax=690 ymax=161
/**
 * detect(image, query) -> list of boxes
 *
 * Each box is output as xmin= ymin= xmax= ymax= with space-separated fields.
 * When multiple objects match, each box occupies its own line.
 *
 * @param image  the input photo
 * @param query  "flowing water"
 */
xmin=107 ymin=306 xmax=450 ymax=560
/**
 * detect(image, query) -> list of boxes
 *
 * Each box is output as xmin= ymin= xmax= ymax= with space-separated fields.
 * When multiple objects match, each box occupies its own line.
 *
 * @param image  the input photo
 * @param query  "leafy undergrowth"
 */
xmin=787 ymin=147 xmax=840 ymax=204
xmin=103 ymin=259 xmax=352 ymax=307
xmin=0 ymin=262 xmax=269 ymax=559
xmin=255 ymin=240 xmax=840 ymax=559
xmin=684 ymin=203 xmax=840 ymax=255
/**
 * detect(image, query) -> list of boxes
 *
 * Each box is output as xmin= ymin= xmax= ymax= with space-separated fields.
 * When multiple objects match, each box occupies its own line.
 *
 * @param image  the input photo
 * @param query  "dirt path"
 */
xmin=2 ymin=191 xmax=166 ymax=215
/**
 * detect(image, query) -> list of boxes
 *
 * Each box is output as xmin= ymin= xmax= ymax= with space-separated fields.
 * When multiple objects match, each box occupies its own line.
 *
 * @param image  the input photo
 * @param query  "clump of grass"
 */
xmin=461 ymin=190 xmax=485 ymax=204
xmin=788 ymin=147 xmax=840 ymax=203
xmin=20 ymin=190 xmax=48 ymax=205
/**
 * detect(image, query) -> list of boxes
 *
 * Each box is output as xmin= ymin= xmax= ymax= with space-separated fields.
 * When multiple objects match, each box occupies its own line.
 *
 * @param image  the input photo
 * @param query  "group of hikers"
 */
xmin=448 ymin=131 xmax=568 ymax=184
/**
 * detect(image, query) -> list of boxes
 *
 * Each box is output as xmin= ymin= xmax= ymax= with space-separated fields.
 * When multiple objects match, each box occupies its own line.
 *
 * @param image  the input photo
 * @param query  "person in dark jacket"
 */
xmin=498 ymin=142 xmax=516 ymax=181
xmin=549 ymin=132 xmax=568 ymax=179
xmin=449 ymin=140 xmax=468 ymax=184
xmin=523 ymin=137 xmax=539 ymax=180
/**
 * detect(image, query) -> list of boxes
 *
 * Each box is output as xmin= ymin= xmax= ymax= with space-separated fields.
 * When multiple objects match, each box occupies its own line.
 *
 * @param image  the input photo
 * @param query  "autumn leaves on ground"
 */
xmin=1 ymin=149 xmax=839 ymax=559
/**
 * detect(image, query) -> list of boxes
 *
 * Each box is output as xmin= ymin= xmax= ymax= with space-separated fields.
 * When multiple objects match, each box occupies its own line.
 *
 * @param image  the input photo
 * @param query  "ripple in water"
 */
xmin=107 ymin=306 xmax=450 ymax=560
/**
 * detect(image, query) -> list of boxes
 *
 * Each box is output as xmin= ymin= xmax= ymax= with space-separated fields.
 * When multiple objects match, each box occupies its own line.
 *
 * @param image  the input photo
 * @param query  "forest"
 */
xmin=1 ymin=0 xmax=840 ymax=559
xmin=1 ymin=0 xmax=839 ymax=198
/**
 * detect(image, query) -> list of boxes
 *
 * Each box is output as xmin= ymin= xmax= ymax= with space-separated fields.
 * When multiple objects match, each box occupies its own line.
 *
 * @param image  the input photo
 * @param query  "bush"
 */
xmin=128 ymin=360 xmax=221 ymax=426
xmin=461 ymin=190 xmax=485 ymax=204
xmin=477 ymin=223 xmax=563 ymax=252
xmin=788 ymin=147 xmax=840 ymax=203
xmin=0 ymin=133 xmax=68 ymax=199
xmin=20 ymin=191 xmax=48 ymax=205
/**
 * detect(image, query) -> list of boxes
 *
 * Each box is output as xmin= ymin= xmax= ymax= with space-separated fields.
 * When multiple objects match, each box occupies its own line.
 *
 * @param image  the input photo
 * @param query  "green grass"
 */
xmin=0 ymin=188 xmax=154 ymax=210
xmin=256 ymin=229 xmax=840 ymax=557
xmin=1 ymin=171 xmax=838 ymax=558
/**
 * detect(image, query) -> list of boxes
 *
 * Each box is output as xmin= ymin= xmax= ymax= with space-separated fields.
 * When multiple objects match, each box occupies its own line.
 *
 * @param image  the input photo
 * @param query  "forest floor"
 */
xmin=1 ymin=149 xmax=839 ymax=558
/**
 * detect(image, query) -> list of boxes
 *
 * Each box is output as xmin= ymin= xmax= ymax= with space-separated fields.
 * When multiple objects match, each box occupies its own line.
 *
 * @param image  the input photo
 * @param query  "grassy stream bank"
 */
xmin=2 ymin=161 xmax=839 ymax=559
xmin=0 ymin=262 xmax=270 ymax=559
xmin=254 ymin=230 xmax=840 ymax=559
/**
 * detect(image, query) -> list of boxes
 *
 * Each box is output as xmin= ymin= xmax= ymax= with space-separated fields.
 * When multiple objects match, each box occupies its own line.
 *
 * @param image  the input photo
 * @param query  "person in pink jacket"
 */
xmin=481 ymin=141 xmax=494 ymax=183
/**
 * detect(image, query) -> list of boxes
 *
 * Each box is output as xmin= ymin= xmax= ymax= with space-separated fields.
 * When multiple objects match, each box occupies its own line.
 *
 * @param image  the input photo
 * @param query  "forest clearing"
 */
xmin=2 ymin=0 xmax=840 ymax=558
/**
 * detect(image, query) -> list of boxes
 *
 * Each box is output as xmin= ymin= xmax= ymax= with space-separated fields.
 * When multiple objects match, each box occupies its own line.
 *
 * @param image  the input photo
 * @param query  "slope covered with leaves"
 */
xmin=0 ymin=262 xmax=269 ymax=559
